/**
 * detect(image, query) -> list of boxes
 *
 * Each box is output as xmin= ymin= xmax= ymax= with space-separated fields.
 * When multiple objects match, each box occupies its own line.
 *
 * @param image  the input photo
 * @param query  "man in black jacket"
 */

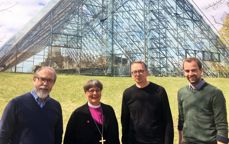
xmin=121 ymin=61 xmax=174 ymax=144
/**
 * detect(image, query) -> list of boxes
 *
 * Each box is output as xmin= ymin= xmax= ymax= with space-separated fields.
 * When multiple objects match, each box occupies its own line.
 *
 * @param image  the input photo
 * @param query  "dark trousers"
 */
xmin=183 ymin=141 xmax=217 ymax=144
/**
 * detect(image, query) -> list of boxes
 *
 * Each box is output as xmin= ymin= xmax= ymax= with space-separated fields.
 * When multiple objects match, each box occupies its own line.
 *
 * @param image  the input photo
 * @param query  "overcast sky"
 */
xmin=0 ymin=0 xmax=228 ymax=47
xmin=0 ymin=0 xmax=51 ymax=46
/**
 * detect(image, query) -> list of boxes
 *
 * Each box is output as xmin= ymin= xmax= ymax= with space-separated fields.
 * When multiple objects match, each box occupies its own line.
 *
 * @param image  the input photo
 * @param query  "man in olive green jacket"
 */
xmin=178 ymin=57 xmax=228 ymax=144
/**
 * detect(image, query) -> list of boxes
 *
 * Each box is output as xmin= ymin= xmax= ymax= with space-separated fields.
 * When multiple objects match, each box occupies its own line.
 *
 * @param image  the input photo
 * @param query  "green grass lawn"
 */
xmin=0 ymin=72 xmax=228 ymax=143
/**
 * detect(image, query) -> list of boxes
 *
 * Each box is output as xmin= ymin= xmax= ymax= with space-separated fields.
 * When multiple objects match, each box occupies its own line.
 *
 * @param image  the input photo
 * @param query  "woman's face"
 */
xmin=85 ymin=86 xmax=102 ymax=106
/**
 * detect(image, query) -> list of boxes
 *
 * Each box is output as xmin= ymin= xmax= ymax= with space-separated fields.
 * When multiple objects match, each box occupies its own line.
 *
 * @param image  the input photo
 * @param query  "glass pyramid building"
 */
xmin=0 ymin=0 xmax=229 ymax=77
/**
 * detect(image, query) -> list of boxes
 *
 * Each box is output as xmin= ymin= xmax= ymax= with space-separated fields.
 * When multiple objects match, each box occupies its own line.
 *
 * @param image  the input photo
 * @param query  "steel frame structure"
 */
xmin=0 ymin=0 xmax=229 ymax=76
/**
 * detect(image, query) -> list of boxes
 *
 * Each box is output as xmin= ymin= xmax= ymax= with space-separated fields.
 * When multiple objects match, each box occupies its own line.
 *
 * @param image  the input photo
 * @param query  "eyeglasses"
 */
xmin=35 ymin=76 xmax=54 ymax=84
xmin=87 ymin=88 xmax=101 ymax=93
xmin=131 ymin=69 xmax=145 ymax=75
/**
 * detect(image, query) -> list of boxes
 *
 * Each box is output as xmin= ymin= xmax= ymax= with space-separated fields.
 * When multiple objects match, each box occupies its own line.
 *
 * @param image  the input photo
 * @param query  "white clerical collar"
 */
xmin=88 ymin=102 xmax=101 ymax=108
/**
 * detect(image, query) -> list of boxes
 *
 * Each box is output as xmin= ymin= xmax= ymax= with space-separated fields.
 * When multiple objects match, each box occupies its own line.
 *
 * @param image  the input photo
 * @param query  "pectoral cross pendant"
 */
xmin=99 ymin=136 xmax=106 ymax=144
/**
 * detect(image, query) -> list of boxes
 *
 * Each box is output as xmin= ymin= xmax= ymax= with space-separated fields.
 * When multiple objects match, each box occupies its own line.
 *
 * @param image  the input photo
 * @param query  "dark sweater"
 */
xmin=121 ymin=82 xmax=174 ymax=144
xmin=0 ymin=92 xmax=63 ymax=144
xmin=178 ymin=83 xmax=228 ymax=143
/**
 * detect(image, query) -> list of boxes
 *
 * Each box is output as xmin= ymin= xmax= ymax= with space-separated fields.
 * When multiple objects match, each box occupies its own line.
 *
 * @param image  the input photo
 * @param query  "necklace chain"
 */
xmin=91 ymin=109 xmax=105 ymax=144
xmin=92 ymin=115 xmax=103 ymax=136
xmin=89 ymin=105 xmax=105 ymax=143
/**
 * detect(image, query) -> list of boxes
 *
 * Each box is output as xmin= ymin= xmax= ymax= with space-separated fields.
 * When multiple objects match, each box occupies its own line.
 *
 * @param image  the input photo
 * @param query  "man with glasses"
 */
xmin=121 ymin=61 xmax=174 ymax=144
xmin=0 ymin=66 xmax=63 ymax=144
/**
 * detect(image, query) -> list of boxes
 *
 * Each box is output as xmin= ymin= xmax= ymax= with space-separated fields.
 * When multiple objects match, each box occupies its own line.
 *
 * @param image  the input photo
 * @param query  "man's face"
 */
xmin=131 ymin=63 xmax=148 ymax=84
xmin=33 ymin=69 xmax=55 ymax=100
xmin=183 ymin=61 xmax=203 ymax=86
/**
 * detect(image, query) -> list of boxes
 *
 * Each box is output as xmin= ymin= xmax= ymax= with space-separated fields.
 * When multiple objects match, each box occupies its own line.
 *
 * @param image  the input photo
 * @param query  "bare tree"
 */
xmin=0 ymin=1 xmax=17 ymax=45
xmin=0 ymin=1 xmax=17 ymax=12
xmin=205 ymin=0 xmax=227 ymax=9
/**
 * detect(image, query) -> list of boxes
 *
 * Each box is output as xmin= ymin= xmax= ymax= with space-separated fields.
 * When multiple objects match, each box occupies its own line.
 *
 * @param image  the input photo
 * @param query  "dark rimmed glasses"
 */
xmin=35 ymin=76 xmax=54 ymax=84
xmin=87 ymin=88 xmax=101 ymax=94
xmin=131 ymin=69 xmax=145 ymax=75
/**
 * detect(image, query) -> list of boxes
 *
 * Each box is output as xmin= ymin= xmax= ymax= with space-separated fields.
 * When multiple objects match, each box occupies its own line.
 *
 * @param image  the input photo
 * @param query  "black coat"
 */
xmin=64 ymin=103 xmax=120 ymax=144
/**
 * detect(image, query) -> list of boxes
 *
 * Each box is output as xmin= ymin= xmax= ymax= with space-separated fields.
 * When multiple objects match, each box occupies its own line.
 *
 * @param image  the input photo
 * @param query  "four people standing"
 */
xmin=178 ymin=57 xmax=228 ymax=144
xmin=121 ymin=61 xmax=174 ymax=144
xmin=0 ymin=66 xmax=63 ymax=144
xmin=0 ymin=58 xmax=228 ymax=144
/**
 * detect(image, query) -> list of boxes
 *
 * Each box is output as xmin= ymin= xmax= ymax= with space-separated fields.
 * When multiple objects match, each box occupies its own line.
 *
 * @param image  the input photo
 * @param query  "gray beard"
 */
xmin=36 ymin=89 xmax=49 ymax=99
